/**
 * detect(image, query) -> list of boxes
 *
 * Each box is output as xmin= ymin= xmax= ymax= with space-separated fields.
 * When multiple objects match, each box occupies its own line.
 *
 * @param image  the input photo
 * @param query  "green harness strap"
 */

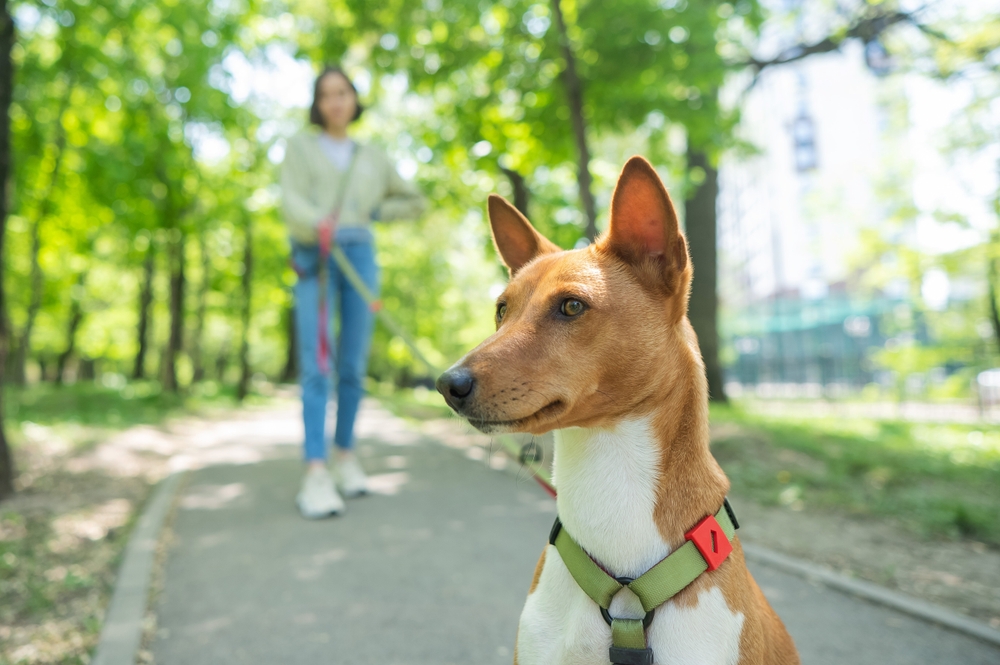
xmin=550 ymin=501 xmax=738 ymax=665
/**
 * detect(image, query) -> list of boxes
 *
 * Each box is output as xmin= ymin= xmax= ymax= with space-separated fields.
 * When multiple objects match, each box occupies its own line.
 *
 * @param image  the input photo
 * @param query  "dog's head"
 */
xmin=437 ymin=156 xmax=699 ymax=434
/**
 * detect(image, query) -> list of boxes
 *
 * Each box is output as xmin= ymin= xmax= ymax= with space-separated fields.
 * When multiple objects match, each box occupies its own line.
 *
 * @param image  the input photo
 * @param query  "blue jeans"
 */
xmin=292 ymin=233 xmax=379 ymax=461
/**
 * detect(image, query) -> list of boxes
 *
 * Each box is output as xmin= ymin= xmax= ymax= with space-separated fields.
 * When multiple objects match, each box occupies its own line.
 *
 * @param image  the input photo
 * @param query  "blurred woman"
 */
xmin=281 ymin=66 xmax=425 ymax=518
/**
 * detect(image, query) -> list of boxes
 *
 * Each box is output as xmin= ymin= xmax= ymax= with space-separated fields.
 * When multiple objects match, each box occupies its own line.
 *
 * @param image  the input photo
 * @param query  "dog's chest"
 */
xmin=517 ymin=549 xmax=745 ymax=665
xmin=516 ymin=420 xmax=745 ymax=664
xmin=550 ymin=419 xmax=671 ymax=578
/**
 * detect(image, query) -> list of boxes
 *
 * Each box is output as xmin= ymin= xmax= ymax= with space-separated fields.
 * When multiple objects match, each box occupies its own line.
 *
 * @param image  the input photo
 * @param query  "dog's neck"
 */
xmin=552 ymin=386 xmax=728 ymax=580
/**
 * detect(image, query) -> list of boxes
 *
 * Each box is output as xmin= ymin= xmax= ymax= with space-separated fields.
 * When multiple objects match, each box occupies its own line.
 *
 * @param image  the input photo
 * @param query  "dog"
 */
xmin=437 ymin=156 xmax=800 ymax=665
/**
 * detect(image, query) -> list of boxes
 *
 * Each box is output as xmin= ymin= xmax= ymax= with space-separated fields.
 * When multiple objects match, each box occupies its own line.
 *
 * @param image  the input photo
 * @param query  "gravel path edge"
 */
xmin=742 ymin=542 xmax=1000 ymax=647
xmin=91 ymin=472 xmax=185 ymax=665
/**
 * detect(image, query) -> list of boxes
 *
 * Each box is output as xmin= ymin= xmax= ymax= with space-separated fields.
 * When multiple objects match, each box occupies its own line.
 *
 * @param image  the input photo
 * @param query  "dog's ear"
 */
xmin=488 ymin=194 xmax=560 ymax=275
xmin=599 ymin=156 xmax=691 ymax=298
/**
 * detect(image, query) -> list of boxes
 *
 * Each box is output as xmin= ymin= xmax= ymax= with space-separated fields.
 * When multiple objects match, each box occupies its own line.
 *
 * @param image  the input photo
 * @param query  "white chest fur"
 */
xmin=515 ymin=419 xmax=745 ymax=665
xmin=552 ymin=418 xmax=670 ymax=578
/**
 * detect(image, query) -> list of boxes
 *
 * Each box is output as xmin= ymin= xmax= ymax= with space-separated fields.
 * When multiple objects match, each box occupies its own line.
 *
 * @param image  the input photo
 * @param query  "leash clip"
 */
xmin=519 ymin=441 xmax=543 ymax=465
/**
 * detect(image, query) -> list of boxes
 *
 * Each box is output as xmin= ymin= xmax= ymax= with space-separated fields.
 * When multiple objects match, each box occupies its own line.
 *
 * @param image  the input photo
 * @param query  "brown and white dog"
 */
xmin=437 ymin=156 xmax=799 ymax=665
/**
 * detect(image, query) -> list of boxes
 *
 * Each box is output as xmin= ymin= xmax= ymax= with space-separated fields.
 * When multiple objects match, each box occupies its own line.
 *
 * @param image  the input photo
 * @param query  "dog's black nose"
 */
xmin=437 ymin=367 xmax=475 ymax=408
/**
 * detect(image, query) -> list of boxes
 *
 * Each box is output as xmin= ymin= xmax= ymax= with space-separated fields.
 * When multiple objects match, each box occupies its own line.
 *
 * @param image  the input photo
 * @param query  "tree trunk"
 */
xmin=236 ymin=215 xmax=253 ymax=401
xmin=550 ymin=0 xmax=597 ymax=241
xmin=55 ymin=270 xmax=87 ymax=386
xmin=133 ymin=243 xmax=155 ymax=380
xmin=500 ymin=166 xmax=531 ymax=217
xmin=191 ymin=230 xmax=209 ymax=383
xmin=162 ymin=230 xmax=185 ymax=392
xmin=988 ymin=257 xmax=1000 ymax=356
xmin=280 ymin=302 xmax=297 ymax=383
xmin=78 ymin=357 xmax=95 ymax=381
xmin=0 ymin=0 xmax=16 ymax=500
xmin=685 ymin=148 xmax=727 ymax=403
xmin=11 ymin=78 xmax=72 ymax=385
xmin=215 ymin=343 xmax=229 ymax=381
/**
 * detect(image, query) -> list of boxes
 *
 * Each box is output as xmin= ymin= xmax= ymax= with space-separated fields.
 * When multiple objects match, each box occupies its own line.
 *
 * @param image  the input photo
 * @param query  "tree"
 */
xmin=236 ymin=212 xmax=253 ymax=401
xmin=685 ymin=149 xmax=724 ymax=400
xmin=0 ymin=0 xmax=16 ymax=500
xmin=132 ymin=242 xmax=155 ymax=379
xmin=549 ymin=0 xmax=596 ymax=239
xmin=0 ymin=0 xmax=983 ymax=418
xmin=8 ymin=72 xmax=72 ymax=384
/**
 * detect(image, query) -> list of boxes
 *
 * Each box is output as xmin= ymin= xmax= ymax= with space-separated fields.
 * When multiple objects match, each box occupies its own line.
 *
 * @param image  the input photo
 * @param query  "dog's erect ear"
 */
xmin=488 ymin=194 xmax=560 ymax=275
xmin=599 ymin=156 xmax=690 ymax=290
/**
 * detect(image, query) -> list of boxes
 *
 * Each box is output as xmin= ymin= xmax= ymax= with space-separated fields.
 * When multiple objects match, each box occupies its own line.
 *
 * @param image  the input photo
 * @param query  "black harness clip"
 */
xmin=723 ymin=496 xmax=740 ymax=531
xmin=548 ymin=517 xmax=563 ymax=546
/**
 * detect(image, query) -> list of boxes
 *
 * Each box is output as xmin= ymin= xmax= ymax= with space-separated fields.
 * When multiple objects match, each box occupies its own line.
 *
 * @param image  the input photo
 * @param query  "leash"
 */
xmin=310 ymin=148 xmax=556 ymax=495
xmin=327 ymin=244 xmax=443 ymax=375
xmin=315 ymin=147 xmax=359 ymax=375
xmin=328 ymin=240 xmax=556 ymax=495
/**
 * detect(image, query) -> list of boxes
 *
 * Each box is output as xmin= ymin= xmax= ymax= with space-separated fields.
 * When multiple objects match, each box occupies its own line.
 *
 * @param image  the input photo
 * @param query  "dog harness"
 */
xmin=548 ymin=499 xmax=739 ymax=665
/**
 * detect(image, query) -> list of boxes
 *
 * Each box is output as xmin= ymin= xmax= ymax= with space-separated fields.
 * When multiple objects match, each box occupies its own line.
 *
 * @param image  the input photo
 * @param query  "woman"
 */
xmin=281 ymin=66 xmax=425 ymax=518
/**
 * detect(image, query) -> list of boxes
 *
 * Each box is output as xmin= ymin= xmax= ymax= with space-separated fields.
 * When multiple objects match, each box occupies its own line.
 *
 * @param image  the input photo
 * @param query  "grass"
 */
xmin=710 ymin=404 xmax=1000 ymax=546
xmin=0 ymin=475 xmax=148 ymax=665
xmin=0 ymin=380 xmax=273 ymax=665
xmin=6 ymin=380 xmax=257 ymax=431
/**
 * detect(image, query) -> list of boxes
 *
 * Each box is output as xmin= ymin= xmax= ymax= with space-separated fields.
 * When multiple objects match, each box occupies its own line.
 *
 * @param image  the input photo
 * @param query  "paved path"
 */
xmin=152 ymin=405 xmax=1000 ymax=664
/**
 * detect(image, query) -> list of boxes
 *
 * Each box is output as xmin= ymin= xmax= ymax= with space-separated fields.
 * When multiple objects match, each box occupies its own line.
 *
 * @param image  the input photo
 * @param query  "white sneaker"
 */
xmin=296 ymin=467 xmax=345 ymax=519
xmin=335 ymin=455 xmax=369 ymax=498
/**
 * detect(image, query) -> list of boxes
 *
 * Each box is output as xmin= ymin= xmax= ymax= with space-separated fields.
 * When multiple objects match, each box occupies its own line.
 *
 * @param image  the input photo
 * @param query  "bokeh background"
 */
xmin=1 ymin=0 xmax=999 ymax=661
xmin=3 ymin=0 xmax=1000 ymax=404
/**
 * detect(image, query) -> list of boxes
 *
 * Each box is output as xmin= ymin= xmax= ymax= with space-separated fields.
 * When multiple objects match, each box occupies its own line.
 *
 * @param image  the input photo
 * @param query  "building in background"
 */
xmin=710 ymin=0 xmax=996 ymax=399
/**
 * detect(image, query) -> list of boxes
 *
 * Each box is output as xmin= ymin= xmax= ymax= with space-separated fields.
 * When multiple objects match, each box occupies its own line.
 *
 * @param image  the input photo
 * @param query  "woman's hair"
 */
xmin=309 ymin=66 xmax=364 ymax=127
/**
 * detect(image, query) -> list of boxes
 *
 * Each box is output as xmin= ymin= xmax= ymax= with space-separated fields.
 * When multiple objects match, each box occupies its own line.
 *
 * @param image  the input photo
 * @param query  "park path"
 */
xmin=150 ymin=401 xmax=1000 ymax=665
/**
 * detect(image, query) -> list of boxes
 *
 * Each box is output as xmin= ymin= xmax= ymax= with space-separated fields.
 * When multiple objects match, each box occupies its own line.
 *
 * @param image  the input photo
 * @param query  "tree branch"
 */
xmin=743 ymin=7 xmax=950 ymax=75
xmin=499 ymin=166 xmax=531 ymax=217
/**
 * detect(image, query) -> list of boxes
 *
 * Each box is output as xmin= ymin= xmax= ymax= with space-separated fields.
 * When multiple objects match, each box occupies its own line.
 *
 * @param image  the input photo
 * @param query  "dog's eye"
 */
xmin=496 ymin=302 xmax=507 ymax=324
xmin=560 ymin=299 xmax=585 ymax=317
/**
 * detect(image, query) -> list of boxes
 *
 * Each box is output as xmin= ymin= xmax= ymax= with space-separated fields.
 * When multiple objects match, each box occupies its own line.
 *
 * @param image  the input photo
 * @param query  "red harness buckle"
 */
xmin=685 ymin=514 xmax=732 ymax=571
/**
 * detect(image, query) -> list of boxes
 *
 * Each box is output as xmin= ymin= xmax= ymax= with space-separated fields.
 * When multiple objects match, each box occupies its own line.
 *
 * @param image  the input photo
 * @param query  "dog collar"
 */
xmin=548 ymin=498 xmax=739 ymax=665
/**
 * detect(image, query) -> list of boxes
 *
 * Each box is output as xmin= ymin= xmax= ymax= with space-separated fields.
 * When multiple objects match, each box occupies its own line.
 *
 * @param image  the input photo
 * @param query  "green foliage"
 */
xmin=845 ymin=21 xmax=1000 ymax=394
xmin=2 ymin=0 xmax=771 ymax=387
xmin=4 ymin=0 xmax=292 ymax=385
xmin=3 ymin=0 xmax=994 ymax=397
xmin=288 ymin=0 xmax=760 ymax=235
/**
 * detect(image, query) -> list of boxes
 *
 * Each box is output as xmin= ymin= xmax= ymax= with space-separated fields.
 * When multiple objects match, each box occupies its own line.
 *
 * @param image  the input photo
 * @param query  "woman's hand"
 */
xmin=317 ymin=213 xmax=337 ymax=254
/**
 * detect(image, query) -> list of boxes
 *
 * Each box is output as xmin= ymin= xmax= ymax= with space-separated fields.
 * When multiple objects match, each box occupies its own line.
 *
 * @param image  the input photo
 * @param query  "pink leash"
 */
xmin=535 ymin=475 xmax=557 ymax=498
xmin=316 ymin=220 xmax=334 ymax=374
